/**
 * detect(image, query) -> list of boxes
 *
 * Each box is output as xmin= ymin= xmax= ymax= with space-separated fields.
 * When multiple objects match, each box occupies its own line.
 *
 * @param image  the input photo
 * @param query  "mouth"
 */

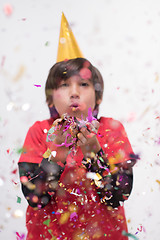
xmin=69 ymin=103 xmax=80 ymax=111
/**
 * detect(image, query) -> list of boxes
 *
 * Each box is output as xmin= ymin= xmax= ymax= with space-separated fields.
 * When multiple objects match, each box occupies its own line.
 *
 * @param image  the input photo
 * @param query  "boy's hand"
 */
xmin=52 ymin=118 xmax=78 ymax=146
xmin=48 ymin=118 xmax=78 ymax=163
xmin=77 ymin=120 xmax=101 ymax=158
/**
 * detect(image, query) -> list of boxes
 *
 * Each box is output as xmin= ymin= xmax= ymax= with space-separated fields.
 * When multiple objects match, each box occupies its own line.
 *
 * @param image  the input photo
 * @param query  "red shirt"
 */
xmin=19 ymin=117 xmax=134 ymax=240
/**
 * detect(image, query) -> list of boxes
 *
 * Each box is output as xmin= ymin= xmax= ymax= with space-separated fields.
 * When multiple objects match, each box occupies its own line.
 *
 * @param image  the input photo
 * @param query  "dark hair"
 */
xmin=45 ymin=58 xmax=104 ymax=118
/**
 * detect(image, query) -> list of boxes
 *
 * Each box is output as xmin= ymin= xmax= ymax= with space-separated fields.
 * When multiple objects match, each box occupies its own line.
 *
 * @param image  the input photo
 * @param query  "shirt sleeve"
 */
xmin=18 ymin=158 xmax=65 ymax=208
xmin=82 ymin=148 xmax=136 ymax=208
xmin=99 ymin=118 xmax=135 ymax=164
xmin=18 ymin=121 xmax=48 ymax=164
xmin=83 ymin=118 xmax=138 ymax=208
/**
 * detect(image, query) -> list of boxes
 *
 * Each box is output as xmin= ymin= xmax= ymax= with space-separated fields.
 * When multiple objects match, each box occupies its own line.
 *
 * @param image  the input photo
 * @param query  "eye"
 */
xmin=59 ymin=82 xmax=69 ymax=87
xmin=80 ymin=82 xmax=89 ymax=87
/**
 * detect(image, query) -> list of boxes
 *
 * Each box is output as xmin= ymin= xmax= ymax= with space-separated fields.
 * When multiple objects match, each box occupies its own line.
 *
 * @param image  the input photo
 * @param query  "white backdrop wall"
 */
xmin=0 ymin=0 xmax=160 ymax=239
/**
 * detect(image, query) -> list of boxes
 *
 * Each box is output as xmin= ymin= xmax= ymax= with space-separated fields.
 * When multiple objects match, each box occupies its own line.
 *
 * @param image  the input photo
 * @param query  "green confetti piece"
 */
xmin=17 ymin=196 xmax=21 ymax=203
xmin=45 ymin=41 xmax=49 ymax=46
xmin=122 ymin=230 xmax=139 ymax=240
xmin=16 ymin=147 xmax=25 ymax=154
xmin=43 ymin=219 xmax=51 ymax=227
xmin=48 ymin=229 xmax=57 ymax=239
xmin=99 ymin=157 xmax=104 ymax=162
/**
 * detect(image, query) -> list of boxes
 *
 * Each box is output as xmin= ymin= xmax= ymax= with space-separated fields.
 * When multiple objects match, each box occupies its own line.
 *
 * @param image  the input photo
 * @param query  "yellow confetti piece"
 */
xmin=73 ymin=229 xmax=89 ymax=240
xmin=68 ymin=204 xmax=78 ymax=213
xmin=155 ymin=73 xmax=159 ymax=82
xmin=96 ymin=173 xmax=102 ymax=180
xmin=93 ymin=230 xmax=102 ymax=238
xmin=43 ymin=148 xmax=51 ymax=158
xmin=105 ymin=129 xmax=111 ymax=132
xmin=59 ymin=211 xmax=70 ymax=225
xmin=13 ymin=65 xmax=25 ymax=82
xmin=90 ymin=152 xmax=95 ymax=158
xmin=117 ymin=214 xmax=124 ymax=220
xmin=156 ymin=179 xmax=160 ymax=185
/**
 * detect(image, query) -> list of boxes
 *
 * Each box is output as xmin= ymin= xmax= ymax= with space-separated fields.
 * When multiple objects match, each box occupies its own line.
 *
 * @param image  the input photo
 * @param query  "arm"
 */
xmin=18 ymin=117 xmax=76 ymax=209
xmin=82 ymin=148 xmax=136 ymax=208
xmin=77 ymin=119 xmax=137 ymax=208
xmin=18 ymin=158 xmax=65 ymax=209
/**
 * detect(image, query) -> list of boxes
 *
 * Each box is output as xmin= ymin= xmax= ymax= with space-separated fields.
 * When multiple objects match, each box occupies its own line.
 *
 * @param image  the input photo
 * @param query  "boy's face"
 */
xmin=51 ymin=75 xmax=96 ymax=119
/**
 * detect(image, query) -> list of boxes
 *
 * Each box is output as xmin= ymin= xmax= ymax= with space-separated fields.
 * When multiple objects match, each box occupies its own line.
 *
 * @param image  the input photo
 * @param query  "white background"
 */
xmin=0 ymin=0 xmax=160 ymax=239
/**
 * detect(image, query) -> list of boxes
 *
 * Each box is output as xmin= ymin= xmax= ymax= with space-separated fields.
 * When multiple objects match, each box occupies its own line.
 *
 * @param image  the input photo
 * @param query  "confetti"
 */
xmin=11 ymin=168 xmax=17 ymax=174
xmin=16 ymin=232 xmax=25 ymax=240
xmin=13 ymin=65 xmax=25 ymax=82
xmin=48 ymin=229 xmax=57 ymax=239
xmin=13 ymin=209 xmax=24 ymax=218
xmin=87 ymin=107 xmax=96 ymax=123
xmin=156 ymin=179 xmax=160 ymax=185
xmin=16 ymin=147 xmax=26 ymax=154
xmin=21 ymin=103 xmax=30 ymax=111
xmin=43 ymin=219 xmax=51 ymax=227
xmin=122 ymin=230 xmax=139 ymax=240
xmin=17 ymin=196 xmax=21 ymax=204
xmin=79 ymin=67 xmax=92 ymax=80
xmin=20 ymin=176 xmax=28 ymax=183
xmin=3 ymin=4 xmax=13 ymax=16
xmin=59 ymin=212 xmax=70 ymax=225
xmin=45 ymin=41 xmax=49 ymax=46
xmin=6 ymin=149 xmax=10 ymax=154
xmin=34 ymin=84 xmax=41 ymax=87
xmin=1 ymin=56 xmax=5 ymax=67
xmin=0 ymin=177 xmax=4 ymax=186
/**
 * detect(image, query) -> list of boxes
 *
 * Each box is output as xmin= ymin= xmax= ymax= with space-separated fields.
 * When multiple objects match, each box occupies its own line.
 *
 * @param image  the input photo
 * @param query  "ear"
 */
xmin=96 ymin=99 xmax=102 ymax=105
xmin=48 ymin=102 xmax=54 ymax=108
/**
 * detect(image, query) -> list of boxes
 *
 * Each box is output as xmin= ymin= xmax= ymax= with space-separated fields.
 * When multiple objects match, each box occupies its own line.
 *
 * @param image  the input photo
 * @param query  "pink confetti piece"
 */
xmin=57 ymin=161 xmax=65 ymax=168
xmin=11 ymin=168 xmax=17 ymax=175
xmin=70 ymin=212 xmax=78 ymax=220
xmin=6 ymin=149 xmax=10 ymax=154
xmin=86 ymin=107 xmax=96 ymax=123
xmin=16 ymin=232 xmax=25 ymax=240
xmin=1 ymin=56 xmax=6 ymax=67
xmin=3 ymin=4 xmax=13 ymax=16
xmin=34 ymin=84 xmax=41 ymax=87
xmin=79 ymin=67 xmax=92 ymax=80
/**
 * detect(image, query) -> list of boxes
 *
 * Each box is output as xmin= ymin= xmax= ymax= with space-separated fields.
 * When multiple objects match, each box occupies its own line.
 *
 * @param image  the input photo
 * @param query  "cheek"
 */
xmin=53 ymin=91 xmax=62 ymax=102
xmin=89 ymin=92 xmax=96 ymax=107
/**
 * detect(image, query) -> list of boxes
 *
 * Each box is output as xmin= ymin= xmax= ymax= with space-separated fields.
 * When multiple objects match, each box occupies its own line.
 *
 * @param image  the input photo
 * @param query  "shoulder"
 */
xmin=26 ymin=118 xmax=54 ymax=140
xmin=29 ymin=118 xmax=54 ymax=132
xmin=99 ymin=117 xmax=124 ymax=131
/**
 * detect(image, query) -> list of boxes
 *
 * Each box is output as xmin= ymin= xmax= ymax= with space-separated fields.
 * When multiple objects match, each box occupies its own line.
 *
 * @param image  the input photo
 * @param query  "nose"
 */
xmin=69 ymin=83 xmax=80 ymax=99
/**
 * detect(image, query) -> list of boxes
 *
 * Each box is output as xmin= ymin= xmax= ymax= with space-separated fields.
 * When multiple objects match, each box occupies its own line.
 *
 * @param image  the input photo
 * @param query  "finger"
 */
xmin=86 ymin=123 xmax=97 ymax=134
xmin=91 ymin=120 xmax=100 ymax=130
xmin=77 ymin=132 xmax=87 ymax=145
xmin=80 ymin=126 xmax=91 ymax=138
xmin=53 ymin=118 xmax=63 ymax=127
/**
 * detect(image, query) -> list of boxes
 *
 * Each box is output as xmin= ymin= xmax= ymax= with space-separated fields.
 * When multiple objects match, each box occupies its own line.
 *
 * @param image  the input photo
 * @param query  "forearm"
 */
xmin=99 ymin=166 xmax=133 ymax=208
xmin=82 ymin=149 xmax=135 ymax=208
xmin=18 ymin=158 xmax=65 ymax=209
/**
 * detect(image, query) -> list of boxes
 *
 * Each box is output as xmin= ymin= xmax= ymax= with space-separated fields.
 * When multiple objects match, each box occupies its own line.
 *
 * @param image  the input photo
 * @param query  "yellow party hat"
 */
xmin=57 ymin=12 xmax=84 ymax=62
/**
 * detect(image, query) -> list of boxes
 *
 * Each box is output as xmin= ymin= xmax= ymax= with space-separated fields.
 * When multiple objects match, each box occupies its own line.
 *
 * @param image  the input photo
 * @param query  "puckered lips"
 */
xmin=69 ymin=102 xmax=80 ymax=111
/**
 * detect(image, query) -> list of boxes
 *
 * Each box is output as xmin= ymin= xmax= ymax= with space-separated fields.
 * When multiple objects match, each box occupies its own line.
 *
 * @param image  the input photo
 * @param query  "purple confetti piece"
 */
xmin=34 ymin=84 xmax=41 ymax=87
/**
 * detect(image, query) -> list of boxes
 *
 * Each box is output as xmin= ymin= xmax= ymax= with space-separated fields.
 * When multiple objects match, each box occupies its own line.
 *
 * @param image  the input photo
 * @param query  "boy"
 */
xmin=18 ymin=57 xmax=136 ymax=240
